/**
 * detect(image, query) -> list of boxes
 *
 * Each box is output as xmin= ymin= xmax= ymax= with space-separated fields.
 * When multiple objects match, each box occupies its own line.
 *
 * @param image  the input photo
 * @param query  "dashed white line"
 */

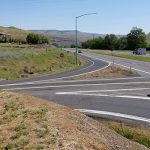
xmin=56 ymin=88 xmax=150 ymax=100
xmin=5 ymin=81 xmax=150 ymax=90
xmin=56 ymin=88 xmax=150 ymax=94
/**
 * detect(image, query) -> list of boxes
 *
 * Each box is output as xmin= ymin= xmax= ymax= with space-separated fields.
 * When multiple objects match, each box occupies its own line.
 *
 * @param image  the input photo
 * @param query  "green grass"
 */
xmin=111 ymin=53 xmax=150 ymax=62
xmin=107 ymin=122 xmax=150 ymax=148
xmin=0 ymin=47 xmax=86 ymax=80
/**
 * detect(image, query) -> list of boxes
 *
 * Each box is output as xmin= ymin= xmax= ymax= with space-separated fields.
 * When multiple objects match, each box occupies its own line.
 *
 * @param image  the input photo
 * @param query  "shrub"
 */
xmin=26 ymin=33 xmax=49 ymax=44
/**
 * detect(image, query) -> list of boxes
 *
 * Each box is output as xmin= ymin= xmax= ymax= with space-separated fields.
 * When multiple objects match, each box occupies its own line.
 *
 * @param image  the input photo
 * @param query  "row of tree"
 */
xmin=82 ymin=27 xmax=148 ymax=50
xmin=0 ymin=33 xmax=49 ymax=44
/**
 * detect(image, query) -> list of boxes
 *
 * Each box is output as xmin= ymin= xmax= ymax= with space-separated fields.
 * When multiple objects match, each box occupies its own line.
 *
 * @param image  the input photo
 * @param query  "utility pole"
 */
xmin=75 ymin=13 xmax=97 ymax=65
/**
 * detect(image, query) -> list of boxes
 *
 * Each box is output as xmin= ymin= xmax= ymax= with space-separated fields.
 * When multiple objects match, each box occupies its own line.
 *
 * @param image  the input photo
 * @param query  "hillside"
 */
xmin=32 ymin=30 xmax=150 ymax=47
xmin=32 ymin=30 xmax=104 ymax=47
xmin=0 ymin=26 xmax=30 ymax=42
xmin=0 ymin=91 xmax=148 ymax=150
xmin=1 ymin=27 xmax=150 ymax=47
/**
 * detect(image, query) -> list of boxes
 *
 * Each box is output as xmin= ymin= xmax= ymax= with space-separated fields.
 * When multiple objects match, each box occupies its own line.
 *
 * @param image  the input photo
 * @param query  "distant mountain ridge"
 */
xmin=0 ymin=26 xmax=149 ymax=47
xmin=31 ymin=30 xmax=106 ymax=47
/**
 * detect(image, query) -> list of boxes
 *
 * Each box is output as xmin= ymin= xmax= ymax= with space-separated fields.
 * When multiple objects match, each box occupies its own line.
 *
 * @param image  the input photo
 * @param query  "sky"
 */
xmin=1 ymin=0 xmax=150 ymax=34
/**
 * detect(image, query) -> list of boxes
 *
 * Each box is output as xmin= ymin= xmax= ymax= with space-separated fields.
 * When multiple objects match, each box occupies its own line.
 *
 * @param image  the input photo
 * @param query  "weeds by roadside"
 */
xmin=0 ymin=46 xmax=85 ymax=80
xmin=93 ymin=118 xmax=150 ymax=148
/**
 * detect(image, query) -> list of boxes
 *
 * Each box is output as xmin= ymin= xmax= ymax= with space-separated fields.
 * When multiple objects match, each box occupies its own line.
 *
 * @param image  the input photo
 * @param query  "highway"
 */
xmin=1 ymin=51 xmax=150 ymax=125
xmin=82 ymin=51 xmax=150 ymax=77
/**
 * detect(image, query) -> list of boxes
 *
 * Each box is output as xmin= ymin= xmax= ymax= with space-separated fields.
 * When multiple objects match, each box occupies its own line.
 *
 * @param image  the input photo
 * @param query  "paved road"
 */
xmin=82 ymin=51 xmax=150 ymax=77
xmin=1 ymin=51 xmax=150 ymax=124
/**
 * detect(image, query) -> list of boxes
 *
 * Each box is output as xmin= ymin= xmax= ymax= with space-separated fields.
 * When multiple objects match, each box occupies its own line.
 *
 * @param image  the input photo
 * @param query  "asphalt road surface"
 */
xmin=82 ymin=51 xmax=150 ymax=77
xmin=1 ymin=51 xmax=150 ymax=125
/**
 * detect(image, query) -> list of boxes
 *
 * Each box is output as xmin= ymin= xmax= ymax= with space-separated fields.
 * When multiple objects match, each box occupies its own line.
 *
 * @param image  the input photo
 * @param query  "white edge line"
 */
xmin=56 ymin=87 xmax=150 ymax=94
xmin=56 ymin=92 xmax=150 ymax=100
xmin=38 ymin=59 xmax=111 ymax=81
xmin=75 ymin=109 xmax=150 ymax=123
xmin=5 ymin=81 xmax=150 ymax=90
xmin=0 ymin=76 xmax=145 ymax=87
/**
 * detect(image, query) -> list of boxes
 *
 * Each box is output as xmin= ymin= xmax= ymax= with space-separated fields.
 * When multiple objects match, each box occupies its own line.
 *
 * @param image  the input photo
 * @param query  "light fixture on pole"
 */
xmin=75 ymin=13 xmax=97 ymax=64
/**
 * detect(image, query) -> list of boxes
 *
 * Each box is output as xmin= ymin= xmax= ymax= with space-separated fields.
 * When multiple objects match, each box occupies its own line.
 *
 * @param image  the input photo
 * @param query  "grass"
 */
xmin=0 ymin=91 xmax=148 ymax=150
xmin=0 ymin=98 xmax=49 ymax=149
xmin=107 ymin=122 xmax=150 ymax=148
xmin=0 ymin=43 xmax=51 ymax=52
xmin=94 ymin=118 xmax=150 ymax=148
xmin=0 ymin=45 xmax=86 ymax=80
xmin=0 ymin=26 xmax=29 ymax=42
xmin=112 ymin=53 xmax=150 ymax=62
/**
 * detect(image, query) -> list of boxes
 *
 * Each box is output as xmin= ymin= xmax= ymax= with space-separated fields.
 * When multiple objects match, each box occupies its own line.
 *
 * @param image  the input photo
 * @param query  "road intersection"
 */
xmin=0 ymin=51 xmax=150 ymax=124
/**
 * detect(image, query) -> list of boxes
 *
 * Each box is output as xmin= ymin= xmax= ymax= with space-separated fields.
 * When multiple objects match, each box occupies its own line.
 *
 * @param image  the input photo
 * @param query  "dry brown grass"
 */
xmin=95 ymin=119 xmax=150 ymax=148
xmin=0 ymin=26 xmax=29 ymax=41
xmin=0 ymin=91 xmax=148 ymax=150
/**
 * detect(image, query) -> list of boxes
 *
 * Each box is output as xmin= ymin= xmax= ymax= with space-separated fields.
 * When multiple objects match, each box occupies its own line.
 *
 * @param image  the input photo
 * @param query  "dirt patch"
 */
xmin=72 ymin=65 xmax=139 ymax=80
xmin=0 ymin=91 xmax=148 ymax=150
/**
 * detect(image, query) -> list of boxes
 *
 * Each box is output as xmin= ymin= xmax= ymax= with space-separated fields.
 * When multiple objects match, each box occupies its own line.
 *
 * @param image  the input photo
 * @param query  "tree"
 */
xmin=119 ymin=36 xmax=127 ymax=50
xmin=127 ymin=27 xmax=148 ymax=50
xmin=103 ymin=34 xmax=119 ymax=50
xmin=26 ymin=33 xmax=49 ymax=44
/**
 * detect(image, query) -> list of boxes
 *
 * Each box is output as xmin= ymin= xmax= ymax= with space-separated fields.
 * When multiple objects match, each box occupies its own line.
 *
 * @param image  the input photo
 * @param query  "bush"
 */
xmin=26 ymin=33 xmax=49 ymax=44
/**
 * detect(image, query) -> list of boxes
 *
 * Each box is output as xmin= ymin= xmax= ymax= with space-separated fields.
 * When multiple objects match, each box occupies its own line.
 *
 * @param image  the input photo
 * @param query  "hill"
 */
xmin=0 ymin=26 xmax=30 ymax=42
xmin=32 ymin=30 xmax=150 ymax=48
xmin=32 ymin=30 xmax=104 ymax=47
xmin=0 ymin=91 xmax=148 ymax=150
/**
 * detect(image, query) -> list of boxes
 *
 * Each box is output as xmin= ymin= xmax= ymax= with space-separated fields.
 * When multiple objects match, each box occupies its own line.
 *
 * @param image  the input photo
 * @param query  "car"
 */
xmin=78 ymin=50 xmax=82 ymax=53
xmin=133 ymin=48 xmax=146 ymax=55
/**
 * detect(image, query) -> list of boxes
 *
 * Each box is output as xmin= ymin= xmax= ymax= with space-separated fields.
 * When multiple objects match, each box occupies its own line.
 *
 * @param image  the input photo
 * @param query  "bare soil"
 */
xmin=0 ymin=91 xmax=148 ymax=150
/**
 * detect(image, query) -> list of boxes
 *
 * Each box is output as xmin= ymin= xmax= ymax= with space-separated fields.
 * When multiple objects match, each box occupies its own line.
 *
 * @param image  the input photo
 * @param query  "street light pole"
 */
xmin=75 ymin=13 xmax=97 ymax=65
xmin=75 ymin=17 xmax=78 ymax=65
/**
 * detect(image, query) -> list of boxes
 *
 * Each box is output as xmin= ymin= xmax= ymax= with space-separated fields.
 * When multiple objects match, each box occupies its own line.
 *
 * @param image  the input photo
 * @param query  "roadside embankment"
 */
xmin=0 ymin=91 xmax=148 ymax=150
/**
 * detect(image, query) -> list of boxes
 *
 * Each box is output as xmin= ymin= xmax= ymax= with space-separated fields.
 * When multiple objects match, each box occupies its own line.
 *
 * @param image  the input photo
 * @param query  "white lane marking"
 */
xmin=71 ymin=93 xmax=150 ymax=100
xmin=0 ymin=75 xmax=145 ymax=87
xmin=47 ymin=62 xmax=111 ymax=81
xmin=56 ymin=88 xmax=150 ymax=94
xmin=0 ymin=58 xmax=110 ymax=87
xmin=76 ymin=109 xmax=150 ymax=123
xmin=56 ymin=93 xmax=150 ymax=100
xmin=56 ymin=89 xmax=150 ymax=100
xmin=5 ymin=81 xmax=150 ymax=90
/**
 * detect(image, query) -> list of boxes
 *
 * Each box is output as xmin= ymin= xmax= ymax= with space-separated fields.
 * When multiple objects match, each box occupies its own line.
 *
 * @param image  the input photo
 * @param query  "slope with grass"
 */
xmin=0 ymin=26 xmax=30 ymax=42
xmin=95 ymin=119 xmax=150 ymax=148
xmin=0 ymin=91 xmax=148 ymax=150
xmin=0 ymin=47 xmax=85 ymax=80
